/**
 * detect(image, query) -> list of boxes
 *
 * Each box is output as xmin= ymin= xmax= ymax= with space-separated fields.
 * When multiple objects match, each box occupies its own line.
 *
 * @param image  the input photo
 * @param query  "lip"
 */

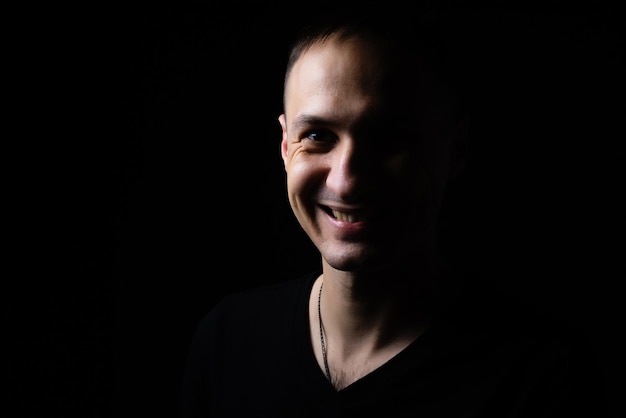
xmin=320 ymin=204 xmax=369 ymax=233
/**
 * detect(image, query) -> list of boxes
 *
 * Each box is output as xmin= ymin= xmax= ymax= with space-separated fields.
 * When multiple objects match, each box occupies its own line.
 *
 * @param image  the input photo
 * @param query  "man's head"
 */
xmin=279 ymin=8 xmax=468 ymax=274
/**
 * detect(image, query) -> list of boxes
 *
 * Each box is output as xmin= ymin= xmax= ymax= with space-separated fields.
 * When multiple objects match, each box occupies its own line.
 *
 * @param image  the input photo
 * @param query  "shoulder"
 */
xmin=453 ymin=271 xmax=579 ymax=352
xmin=219 ymin=271 xmax=317 ymax=312
xmin=438 ymin=264 xmax=600 ymax=375
xmin=446 ymin=269 xmax=609 ymax=414
xmin=196 ymin=270 xmax=319 ymax=334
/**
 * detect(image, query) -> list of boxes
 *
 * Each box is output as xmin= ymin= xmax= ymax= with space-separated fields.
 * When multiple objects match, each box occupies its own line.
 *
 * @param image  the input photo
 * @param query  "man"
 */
xmin=180 ymin=6 xmax=607 ymax=417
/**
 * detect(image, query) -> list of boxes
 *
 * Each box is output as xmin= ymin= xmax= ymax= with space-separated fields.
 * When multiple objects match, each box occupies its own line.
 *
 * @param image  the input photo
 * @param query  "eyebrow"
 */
xmin=291 ymin=106 xmax=397 ymax=133
xmin=291 ymin=114 xmax=334 ymax=131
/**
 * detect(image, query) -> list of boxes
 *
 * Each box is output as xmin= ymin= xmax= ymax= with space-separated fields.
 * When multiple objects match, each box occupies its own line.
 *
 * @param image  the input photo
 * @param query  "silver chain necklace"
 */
xmin=318 ymin=281 xmax=332 ymax=383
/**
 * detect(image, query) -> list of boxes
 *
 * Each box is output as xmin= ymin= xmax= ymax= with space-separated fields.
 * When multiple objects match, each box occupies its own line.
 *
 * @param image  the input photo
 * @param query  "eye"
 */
xmin=303 ymin=129 xmax=337 ymax=144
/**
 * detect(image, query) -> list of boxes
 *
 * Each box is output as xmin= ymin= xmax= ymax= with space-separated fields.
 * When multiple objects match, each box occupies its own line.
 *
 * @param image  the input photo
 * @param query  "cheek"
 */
xmin=286 ymin=158 xmax=318 ymax=197
xmin=383 ymin=151 xmax=426 ymax=186
xmin=384 ymin=152 xmax=412 ymax=177
xmin=286 ymin=157 xmax=331 ymax=209
xmin=385 ymin=153 xmax=433 ymax=201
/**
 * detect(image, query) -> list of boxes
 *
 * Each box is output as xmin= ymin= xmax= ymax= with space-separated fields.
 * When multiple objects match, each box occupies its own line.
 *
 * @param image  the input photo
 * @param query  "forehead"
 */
xmin=287 ymin=35 xmax=407 ymax=91
xmin=284 ymin=35 xmax=439 ymax=119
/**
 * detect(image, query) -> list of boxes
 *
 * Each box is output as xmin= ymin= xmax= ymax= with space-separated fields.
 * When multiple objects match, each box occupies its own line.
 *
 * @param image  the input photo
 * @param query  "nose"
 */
xmin=325 ymin=139 xmax=373 ymax=201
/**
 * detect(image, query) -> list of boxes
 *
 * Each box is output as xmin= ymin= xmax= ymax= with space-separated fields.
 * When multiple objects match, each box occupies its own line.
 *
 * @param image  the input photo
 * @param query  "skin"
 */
xmin=279 ymin=34 xmax=468 ymax=390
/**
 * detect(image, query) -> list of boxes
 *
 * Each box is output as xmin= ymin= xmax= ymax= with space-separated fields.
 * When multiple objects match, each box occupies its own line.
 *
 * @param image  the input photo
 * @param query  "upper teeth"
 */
xmin=332 ymin=210 xmax=357 ymax=223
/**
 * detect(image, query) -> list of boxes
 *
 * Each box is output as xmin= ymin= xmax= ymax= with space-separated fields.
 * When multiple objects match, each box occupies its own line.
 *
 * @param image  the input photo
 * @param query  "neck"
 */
xmin=318 ymin=254 xmax=445 ymax=353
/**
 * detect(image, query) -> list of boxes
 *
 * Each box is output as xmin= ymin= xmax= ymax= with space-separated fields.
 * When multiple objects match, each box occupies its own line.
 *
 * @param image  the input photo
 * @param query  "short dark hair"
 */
xmin=282 ymin=2 xmax=467 ymax=119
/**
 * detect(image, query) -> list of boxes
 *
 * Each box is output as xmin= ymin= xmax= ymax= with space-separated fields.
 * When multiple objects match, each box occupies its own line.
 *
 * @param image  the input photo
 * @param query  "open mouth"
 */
xmin=331 ymin=209 xmax=359 ymax=223
xmin=322 ymin=206 xmax=362 ymax=223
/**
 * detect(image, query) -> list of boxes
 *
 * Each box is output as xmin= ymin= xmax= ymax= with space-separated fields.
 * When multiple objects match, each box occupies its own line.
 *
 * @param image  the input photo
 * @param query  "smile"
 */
xmin=331 ymin=209 xmax=360 ymax=223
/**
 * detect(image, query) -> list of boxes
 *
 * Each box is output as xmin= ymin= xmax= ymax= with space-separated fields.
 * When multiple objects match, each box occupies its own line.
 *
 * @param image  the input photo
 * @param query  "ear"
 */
xmin=449 ymin=113 xmax=470 ymax=181
xmin=278 ymin=114 xmax=289 ymax=164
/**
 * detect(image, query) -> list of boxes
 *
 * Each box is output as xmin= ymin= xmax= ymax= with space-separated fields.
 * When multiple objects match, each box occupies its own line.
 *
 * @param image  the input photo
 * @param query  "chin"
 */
xmin=320 ymin=244 xmax=390 ymax=272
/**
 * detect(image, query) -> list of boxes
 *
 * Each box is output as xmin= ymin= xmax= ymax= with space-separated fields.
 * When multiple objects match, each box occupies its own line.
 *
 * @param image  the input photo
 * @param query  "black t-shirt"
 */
xmin=179 ymin=268 xmax=608 ymax=417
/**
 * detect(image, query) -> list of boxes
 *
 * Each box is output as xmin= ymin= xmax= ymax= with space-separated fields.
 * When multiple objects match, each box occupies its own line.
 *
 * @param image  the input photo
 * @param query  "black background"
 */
xmin=15 ymin=0 xmax=624 ymax=416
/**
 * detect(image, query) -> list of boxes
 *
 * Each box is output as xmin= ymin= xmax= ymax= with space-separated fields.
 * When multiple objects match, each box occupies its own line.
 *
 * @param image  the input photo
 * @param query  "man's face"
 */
xmin=279 ymin=36 xmax=461 ymax=273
